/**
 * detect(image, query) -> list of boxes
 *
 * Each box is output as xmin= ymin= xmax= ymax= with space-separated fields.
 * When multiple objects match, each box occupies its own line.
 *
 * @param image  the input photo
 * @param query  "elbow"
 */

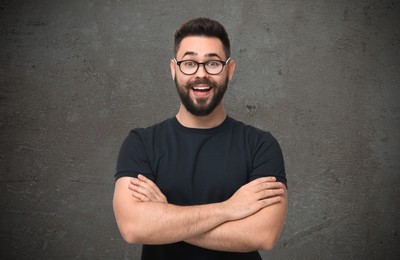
xmin=258 ymin=233 xmax=280 ymax=251
xmin=121 ymin=231 xmax=136 ymax=245
xmin=119 ymin=224 xmax=142 ymax=244
xmin=259 ymin=238 xmax=277 ymax=251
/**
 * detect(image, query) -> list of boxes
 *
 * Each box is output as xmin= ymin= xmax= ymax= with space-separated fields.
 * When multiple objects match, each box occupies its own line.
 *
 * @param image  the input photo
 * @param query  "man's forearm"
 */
xmin=117 ymin=176 xmax=285 ymax=246
xmin=119 ymin=201 xmax=230 ymax=244
xmin=185 ymin=190 xmax=288 ymax=252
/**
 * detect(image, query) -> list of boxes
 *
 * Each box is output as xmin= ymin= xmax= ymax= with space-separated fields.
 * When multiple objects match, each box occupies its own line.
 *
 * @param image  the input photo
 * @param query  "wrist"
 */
xmin=218 ymin=200 xmax=234 ymax=221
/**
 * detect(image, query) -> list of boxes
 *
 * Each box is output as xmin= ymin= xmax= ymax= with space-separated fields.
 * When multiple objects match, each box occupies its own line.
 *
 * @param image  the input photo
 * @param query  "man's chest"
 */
xmin=149 ymin=135 xmax=251 ymax=205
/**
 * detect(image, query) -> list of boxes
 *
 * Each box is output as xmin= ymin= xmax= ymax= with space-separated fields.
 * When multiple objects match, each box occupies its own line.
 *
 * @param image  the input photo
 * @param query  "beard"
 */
xmin=174 ymin=76 xmax=229 ymax=116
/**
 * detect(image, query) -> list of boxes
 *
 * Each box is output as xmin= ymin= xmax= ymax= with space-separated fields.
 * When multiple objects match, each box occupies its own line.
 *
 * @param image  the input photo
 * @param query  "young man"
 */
xmin=113 ymin=17 xmax=288 ymax=260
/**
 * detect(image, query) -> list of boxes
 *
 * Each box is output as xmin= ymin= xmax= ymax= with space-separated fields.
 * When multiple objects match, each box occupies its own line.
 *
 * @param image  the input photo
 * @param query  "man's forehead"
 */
xmin=177 ymin=36 xmax=225 ymax=59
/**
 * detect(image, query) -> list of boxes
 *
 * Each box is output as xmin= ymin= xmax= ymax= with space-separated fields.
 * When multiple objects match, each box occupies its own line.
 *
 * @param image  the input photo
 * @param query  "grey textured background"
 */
xmin=1 ymin=0 xmax=399 ymax=259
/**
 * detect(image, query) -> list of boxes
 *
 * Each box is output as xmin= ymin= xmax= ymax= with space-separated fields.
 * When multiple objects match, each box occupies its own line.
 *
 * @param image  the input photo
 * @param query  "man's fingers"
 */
xmin=138 ymin=174 xmax=162 ymax=192
xmin=256 ymin=188 xmax=285 ymax=200
xmin=247 ymin=177 xmax=283 ymax=189
xmin=129 ymin=178 xmax=158 ymax=200
xmin=137 ymin=174 xmax=166 ymax=198
xmin=251 ymin=176 xmax=277 ymax=185
xmin=249 ymin=180 xmax=284 ymax=194
xmin=131 ymin=190 xmax=150 ymax=202
xmin=129 ymin=176 xmax=168 ymax=203
xmin=137 ymin=174 xmax=149 ymax=181
xmin=131 ymin=176 xmax=156 ymax=193
xmin=239 ymin=177 xmax=285 ymax=201
xmin=258 ymin=195 xmax=282 ymax=207
xmin=259 ymin=181 xmax=285 ymax=191
xmin=129 ymin=182 xmax=156 ymax=199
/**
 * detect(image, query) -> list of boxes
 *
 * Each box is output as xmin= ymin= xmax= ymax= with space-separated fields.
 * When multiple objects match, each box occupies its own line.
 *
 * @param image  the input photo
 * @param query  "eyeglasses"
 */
xmin=173 ymin=57 xmax=231 ymax=75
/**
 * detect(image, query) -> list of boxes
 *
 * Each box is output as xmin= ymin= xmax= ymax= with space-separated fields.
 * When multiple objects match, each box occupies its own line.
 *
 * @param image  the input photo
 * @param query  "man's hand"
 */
xmin=222 ymin=177 xmax=284 ymax=220
xmin=129 ymin=174 xmax=168 ymax=203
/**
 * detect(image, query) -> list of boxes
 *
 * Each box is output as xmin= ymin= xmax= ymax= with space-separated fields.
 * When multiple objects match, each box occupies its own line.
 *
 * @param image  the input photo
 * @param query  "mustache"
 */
xmin=190 ymin=78 xmax=213 ymax=86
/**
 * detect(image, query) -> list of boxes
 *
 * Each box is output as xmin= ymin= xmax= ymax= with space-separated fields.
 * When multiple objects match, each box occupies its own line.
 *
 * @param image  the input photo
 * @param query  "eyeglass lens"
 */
xmin=180 ymin=61 xmax=224 ymax=75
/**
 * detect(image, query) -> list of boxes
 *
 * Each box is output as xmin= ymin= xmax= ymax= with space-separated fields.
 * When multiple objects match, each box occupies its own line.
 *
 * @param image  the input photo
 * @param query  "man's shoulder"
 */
xmin=130 ymin=117 xmax=175 ymax=136
xmin=228 ymin=117 xmax=273 ymax=139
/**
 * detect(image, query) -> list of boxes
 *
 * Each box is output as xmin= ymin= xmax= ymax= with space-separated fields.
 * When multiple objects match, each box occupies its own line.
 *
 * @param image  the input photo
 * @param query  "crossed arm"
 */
xmin=113 ymin=174 xmax=287 ymax=252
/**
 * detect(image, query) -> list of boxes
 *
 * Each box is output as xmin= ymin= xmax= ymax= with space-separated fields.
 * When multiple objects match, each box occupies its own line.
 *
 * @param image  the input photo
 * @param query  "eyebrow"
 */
xmin=181 ymin=52 xmax=223 ymax=60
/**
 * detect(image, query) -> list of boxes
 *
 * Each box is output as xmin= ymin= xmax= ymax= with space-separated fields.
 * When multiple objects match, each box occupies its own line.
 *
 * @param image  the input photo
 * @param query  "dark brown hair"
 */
xmin=174 ymin=17 xmax=231 ymax=58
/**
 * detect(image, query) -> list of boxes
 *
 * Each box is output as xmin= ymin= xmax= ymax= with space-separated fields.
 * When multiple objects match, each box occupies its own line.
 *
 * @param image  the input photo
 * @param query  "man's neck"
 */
xmin=175 ymin=103 xmax=227 ymax=129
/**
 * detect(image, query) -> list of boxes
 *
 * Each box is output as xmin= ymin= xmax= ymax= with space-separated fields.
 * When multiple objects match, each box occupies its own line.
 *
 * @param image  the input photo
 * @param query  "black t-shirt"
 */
xmin=115 ymin=116 xmax=286 ymax=260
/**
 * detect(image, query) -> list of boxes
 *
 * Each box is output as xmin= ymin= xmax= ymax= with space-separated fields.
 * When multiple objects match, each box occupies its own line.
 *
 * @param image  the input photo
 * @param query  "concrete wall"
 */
xmin=1 ymin=0 xmax=399 ymax=259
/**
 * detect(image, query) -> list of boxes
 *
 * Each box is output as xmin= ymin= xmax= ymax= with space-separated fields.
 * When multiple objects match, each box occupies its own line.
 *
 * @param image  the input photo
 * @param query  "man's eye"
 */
xmin=207 ymin=61 xmax=220 ymax=67
xmin=183 ymin=61 xmax=196 ymax=67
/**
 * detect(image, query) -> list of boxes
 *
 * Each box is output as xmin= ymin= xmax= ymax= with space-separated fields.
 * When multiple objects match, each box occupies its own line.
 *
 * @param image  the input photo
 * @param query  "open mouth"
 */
xmin=192 ymin=86 xmax=211 ymax=92
xmin=191 ymin=86 xmax=212 ymax=97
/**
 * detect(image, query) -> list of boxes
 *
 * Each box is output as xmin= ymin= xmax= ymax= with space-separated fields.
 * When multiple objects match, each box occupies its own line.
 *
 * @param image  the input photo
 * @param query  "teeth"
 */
xmin=193 ymin=87 xmax=210 ymax=90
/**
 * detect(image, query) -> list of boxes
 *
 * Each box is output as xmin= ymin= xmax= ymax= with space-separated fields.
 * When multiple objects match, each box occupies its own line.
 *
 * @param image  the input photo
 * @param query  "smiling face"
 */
xmin=171 ymin=36 xmax=235 ymax=116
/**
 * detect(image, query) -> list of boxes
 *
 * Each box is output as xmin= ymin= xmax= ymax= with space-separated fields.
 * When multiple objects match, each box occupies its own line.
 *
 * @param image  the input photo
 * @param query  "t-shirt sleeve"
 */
xmin=114 ymin=130 xmax=154 ymax=181
xmin=249 ymin=132 xmax=287 ymax=187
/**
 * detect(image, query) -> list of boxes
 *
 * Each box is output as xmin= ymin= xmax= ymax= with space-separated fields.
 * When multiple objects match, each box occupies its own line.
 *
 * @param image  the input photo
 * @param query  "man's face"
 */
xmin=171 ymin=36 xmax=235 ymax=116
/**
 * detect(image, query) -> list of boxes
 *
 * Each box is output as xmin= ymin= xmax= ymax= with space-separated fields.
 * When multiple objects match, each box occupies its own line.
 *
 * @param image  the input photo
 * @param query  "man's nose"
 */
xmin=195 ymin=64 xmax=208 ymax=78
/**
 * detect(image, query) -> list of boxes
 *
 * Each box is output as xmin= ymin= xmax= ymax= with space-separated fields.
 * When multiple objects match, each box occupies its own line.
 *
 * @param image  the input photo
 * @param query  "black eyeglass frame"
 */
xmin=173 ymin=57 xmax=231 ymax=75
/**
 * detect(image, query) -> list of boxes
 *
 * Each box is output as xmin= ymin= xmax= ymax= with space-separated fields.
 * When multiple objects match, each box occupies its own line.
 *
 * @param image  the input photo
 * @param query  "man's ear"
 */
xmin=228 ymin=59 xmax=236 ymax=81
xmin=170 ymin=59 xmax=176 ymax=81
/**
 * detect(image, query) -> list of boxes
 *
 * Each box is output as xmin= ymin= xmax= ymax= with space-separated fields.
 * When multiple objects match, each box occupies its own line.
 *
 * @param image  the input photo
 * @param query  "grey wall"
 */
xmin=1 ymin=0 xmax=399 ymax=259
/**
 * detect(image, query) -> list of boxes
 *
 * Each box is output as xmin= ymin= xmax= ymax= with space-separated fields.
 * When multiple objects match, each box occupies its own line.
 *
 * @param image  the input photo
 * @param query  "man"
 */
xmin=113 ymin=17 xmax=288 ymax=260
